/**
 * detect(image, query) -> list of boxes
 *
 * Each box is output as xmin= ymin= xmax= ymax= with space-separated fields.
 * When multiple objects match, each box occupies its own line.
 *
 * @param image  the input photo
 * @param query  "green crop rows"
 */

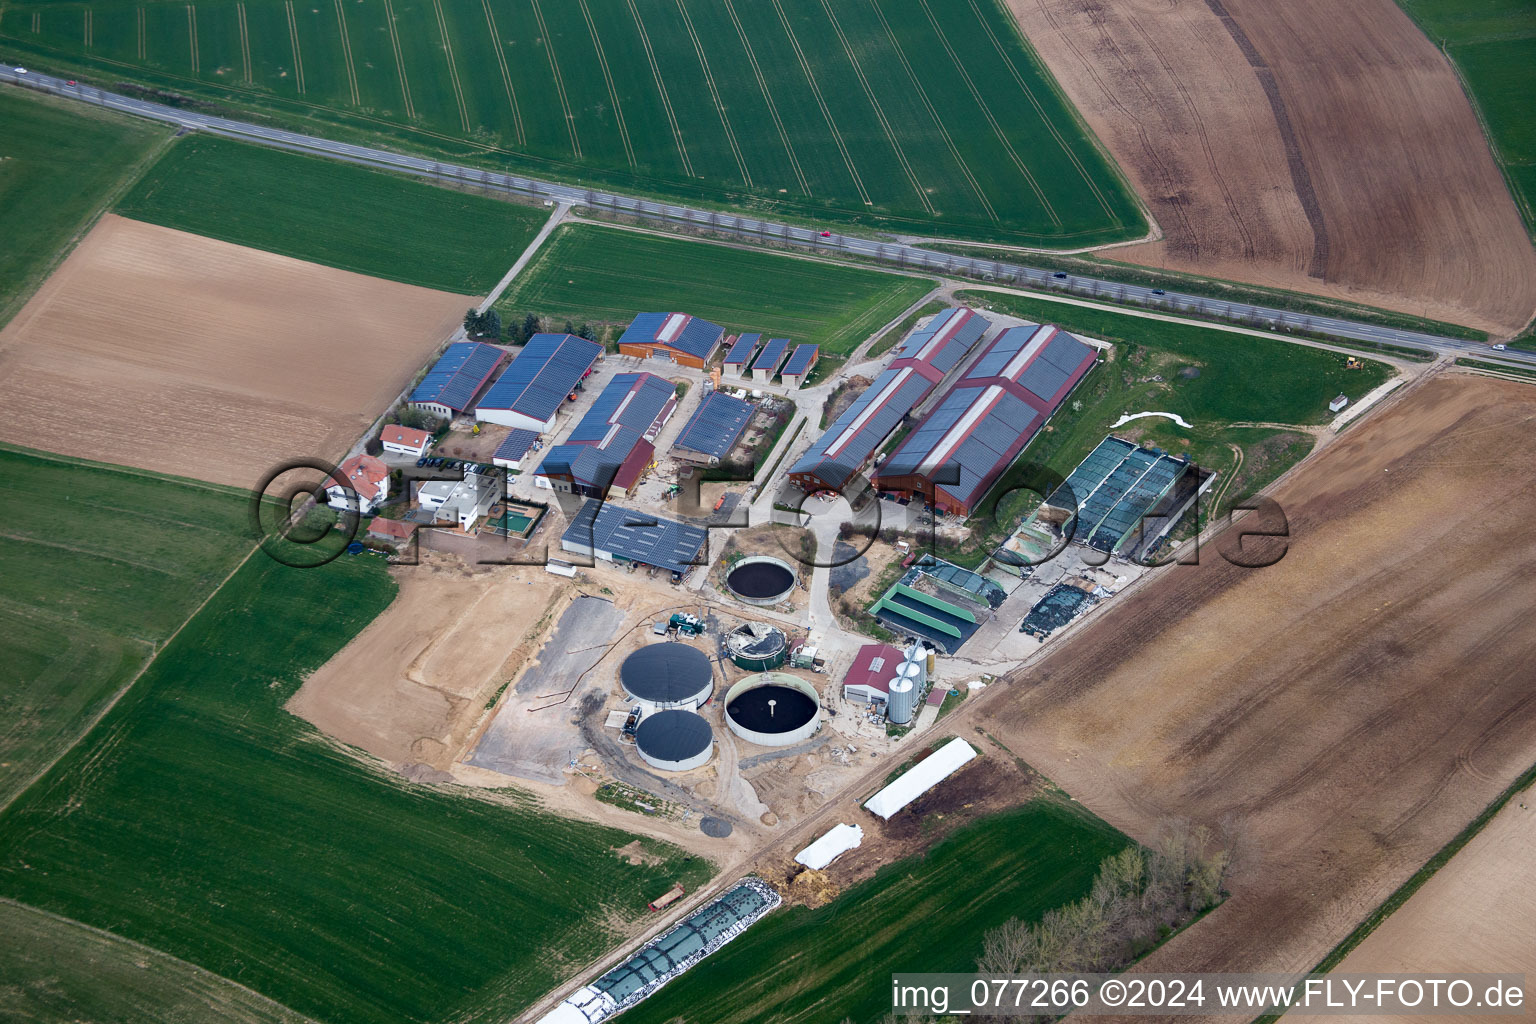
xmin=0 ymin=549 xmax=714 ymax=1024
xmin=0 ymin=0 xmax=1144 ymax=245
xmin=1397 ymin=0 xmax=1536 ymax=233
xmin=497 ymin=224 xmax=936 ymax=355
xmin=117 ymin=133 xmax=549 ymax=293
xmin=0 ymin=88 xmax=166 ymax=327
xmin=0 ymin=446 xmax=253 ymax=808
xmin=625 ymin=798 xmax=1127 ymax=1024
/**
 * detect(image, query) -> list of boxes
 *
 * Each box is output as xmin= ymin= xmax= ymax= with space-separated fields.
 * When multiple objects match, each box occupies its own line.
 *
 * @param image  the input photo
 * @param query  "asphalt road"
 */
xmin=4 ymin=66 xmax=1531 ymax=367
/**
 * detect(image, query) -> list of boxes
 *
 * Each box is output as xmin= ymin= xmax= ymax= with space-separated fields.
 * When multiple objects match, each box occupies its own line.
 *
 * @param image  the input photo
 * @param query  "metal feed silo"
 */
xmin=887 ymin=677 xmax=917 ymax=725
xmin=897 ymin=656 xmax=925 ymax=688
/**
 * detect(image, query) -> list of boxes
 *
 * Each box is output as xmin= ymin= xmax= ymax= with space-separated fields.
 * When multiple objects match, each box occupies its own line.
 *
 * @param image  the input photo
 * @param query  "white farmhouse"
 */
xmin=327 ymin=455 xmax=390 ymax=515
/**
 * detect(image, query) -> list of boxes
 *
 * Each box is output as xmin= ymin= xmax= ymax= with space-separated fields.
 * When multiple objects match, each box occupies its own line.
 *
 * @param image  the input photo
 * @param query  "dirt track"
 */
xmin=1009 ymin=0 xmax=1536 ymax=336
xmin=0 ymin=215 xmax=467 ymax=487
xmin=979 ymin=374 xmax=1536 ymax=988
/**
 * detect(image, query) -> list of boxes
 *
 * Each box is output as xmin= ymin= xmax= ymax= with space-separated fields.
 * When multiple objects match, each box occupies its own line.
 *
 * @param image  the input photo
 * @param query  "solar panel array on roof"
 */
xmin=781 ymin=344 xmax=819 ymax=376
xmin=876 ymin=324 xmax=1096 ymax=509
xmin=538 ymin=373 xmax=674 ymax=491
xmin=619 ymin=312 xmax=725 ymax=359
xmin=476 ymin=333 xmax=601 ymax=423
xmin=566 ymin=373 xmax=673 ymax=444
xmin=493 ymin=429 xmax=539 ymax=463
xmin=789 ymin=366 xmax=932 ymax=488
xmin=674 ymin=391 xmax=753 ymax=459
xmin=410 ymin=342 xmax=502 ymax=411
xmin=562 ymin=498 xmax=708 ymax=575
xmin=723 ymin=333 xmax=760 ymax=365
xmin=1019 ymin=333 xmax=1094 ymax=402
xmin=893 ymin=307 xmax=990 ymax=375
xmin=752 ymin=337 xmax=790 ymax=372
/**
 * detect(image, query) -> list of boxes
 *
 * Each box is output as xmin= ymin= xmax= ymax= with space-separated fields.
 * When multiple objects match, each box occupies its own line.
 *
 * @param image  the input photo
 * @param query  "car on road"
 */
xmin=819 ymin=231 xmax=832 ymax=237
xmin=1053 ymin=272 xmax=1068 ymax=279
xmin=1151 ymin=288 xmax=1167 ymax=295
xmin=67 ymin=79 xmax=76 ymax=85
xmin=1492 ymin=343 xmax=1508 ymax=351
xmin=12 ymin=67 xmax=26 ymax=74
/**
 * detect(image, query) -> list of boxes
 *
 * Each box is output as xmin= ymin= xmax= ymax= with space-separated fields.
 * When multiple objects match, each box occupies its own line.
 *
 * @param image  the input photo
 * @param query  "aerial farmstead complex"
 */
xmin=7 ymin=40 xmax=1524 ymax=1024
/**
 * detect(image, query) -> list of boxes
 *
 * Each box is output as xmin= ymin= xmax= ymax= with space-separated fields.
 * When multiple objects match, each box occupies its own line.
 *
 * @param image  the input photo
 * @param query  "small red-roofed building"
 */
xmin=842 ymin=642 xmax=905 ymax=704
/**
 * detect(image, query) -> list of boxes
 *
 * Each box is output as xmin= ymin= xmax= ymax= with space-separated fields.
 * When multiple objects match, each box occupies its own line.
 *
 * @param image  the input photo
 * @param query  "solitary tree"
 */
xmin=523 ymin=312 xmax=542 ymax=340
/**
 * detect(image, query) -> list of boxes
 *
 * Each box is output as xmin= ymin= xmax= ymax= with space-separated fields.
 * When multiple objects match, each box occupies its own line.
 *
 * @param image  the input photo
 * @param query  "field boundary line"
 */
xmin=0 ymin=544 xmax=261 ymax=819
xmin=83 ymin=8 xmax=90 ymax=49
xmin=429 ymin=0 xmax=470 ymax=132
xmin=576 ymin=0 xmax=634 ymax=167
xmin=185 ymin=4 xmax=198 ymax=76
xmin=916 ymin=0 xmax=1058 ymax=226
xmin=719 ymin=0 xmax=808 ymax=195
xmin=236 ymin=3 xmax=251 ymax=83
xmin=529 ymin=0 xmax=580 ymax=159
xmin=623 ymin=0 xmax=691 ymax=176
xmin=136 ymin=6 xmax=145 ymax=60
xmin=333 ymin=0 xmax=359 ymax=106
xmin=29 ymin=9 xmax=36 ymax=32
xmin=967 ymin=0 xmax=1114 ymax=221
xmin=767 ymin=0 xmax=870 ymax=205
xmin=0 ymin=126 xmax=175 ymax=332
xmin=478 ymin=0 xmax=521 ymax=145
xmin=867 ymin=0 xmax=994 ymax=220
xmin=674 ymin=0 xmax=751 ymax=186
xmin=283 ymin=0 xmax=304 ymax=95
xmin=379 ymin=0 xmax=414 ymax=119
xmin=816 ymin=0 xmax=930 ymax=213
xmin=0 ymin=897 xmax=321 ymax=1023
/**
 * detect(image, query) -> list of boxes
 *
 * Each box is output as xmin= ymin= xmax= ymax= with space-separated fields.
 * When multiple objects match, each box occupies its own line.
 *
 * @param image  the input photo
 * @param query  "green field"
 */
xmin=116 ymin=133 xmax=548 ymax=293
xmin=624 ymin=798 xmax=1127 ymax=1024
xmin=0 ymin=898 xmax=307 ymax=1024
xmin=937 ymin=292 xmax=1395 ymax=564
xmin=0 ymin=87 xmax=166 ymax=327
xmin=497 ymin=224 xmax=936 ymax=355
xmin=1397 ymin=0 xmax=1536 ymax=232
xmin=0 ymin=550 xmax=714 ymax=1024
xmin=0 ymin=0 xmax=1144 ymax=245
xmin=0 ymin=446 xmax=254 ymax=807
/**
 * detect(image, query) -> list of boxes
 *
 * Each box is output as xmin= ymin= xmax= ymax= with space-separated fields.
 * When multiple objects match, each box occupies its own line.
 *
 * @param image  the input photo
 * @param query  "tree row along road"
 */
xmin=3 ymin=68 xmax=1531 ymax=366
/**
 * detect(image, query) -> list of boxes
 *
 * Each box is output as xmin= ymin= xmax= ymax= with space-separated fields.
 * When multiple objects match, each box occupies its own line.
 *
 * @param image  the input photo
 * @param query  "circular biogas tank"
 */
xmin=620 ymin=643 xmax=713 ymax=709
xmin=634 ymin=709 xmax=713 ymax=772
xmin=724 ymin=673 xmax=821 ymax=747
xmin=725 ymin=556 xmax=797 ymax=606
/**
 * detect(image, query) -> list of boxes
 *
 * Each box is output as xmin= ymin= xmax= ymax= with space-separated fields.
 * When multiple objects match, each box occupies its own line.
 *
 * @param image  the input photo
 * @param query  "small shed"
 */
xmin=1329 ymin=393 xmax=1349 ymax=413
xmin=779 ymin=344 xmax=820 ymax=389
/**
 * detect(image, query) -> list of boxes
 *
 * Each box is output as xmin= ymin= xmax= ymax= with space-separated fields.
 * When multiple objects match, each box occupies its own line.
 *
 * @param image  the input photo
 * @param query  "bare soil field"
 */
xmin=1315 ymin=789 xmax=1536 ymax=1023
xmin=979 ymin=374 xmax=1536 ymax=985
xmin=0 ymin=215 xmax=467 ymax=488
xmin=1009 ymin=0 xmax=1536 ymax=336
xmin=289 ymin=555 xmax=564 ymax=769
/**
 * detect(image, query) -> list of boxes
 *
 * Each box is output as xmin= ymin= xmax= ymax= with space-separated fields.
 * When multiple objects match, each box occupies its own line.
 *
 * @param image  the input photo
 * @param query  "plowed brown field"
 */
xmin=0 ymin=215 xmax=468 ymax=487
xmin=1009 ymin=0 xmax=1536 ymax=337
xmin=981 ymin=374 xmax=1536 ymax=986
